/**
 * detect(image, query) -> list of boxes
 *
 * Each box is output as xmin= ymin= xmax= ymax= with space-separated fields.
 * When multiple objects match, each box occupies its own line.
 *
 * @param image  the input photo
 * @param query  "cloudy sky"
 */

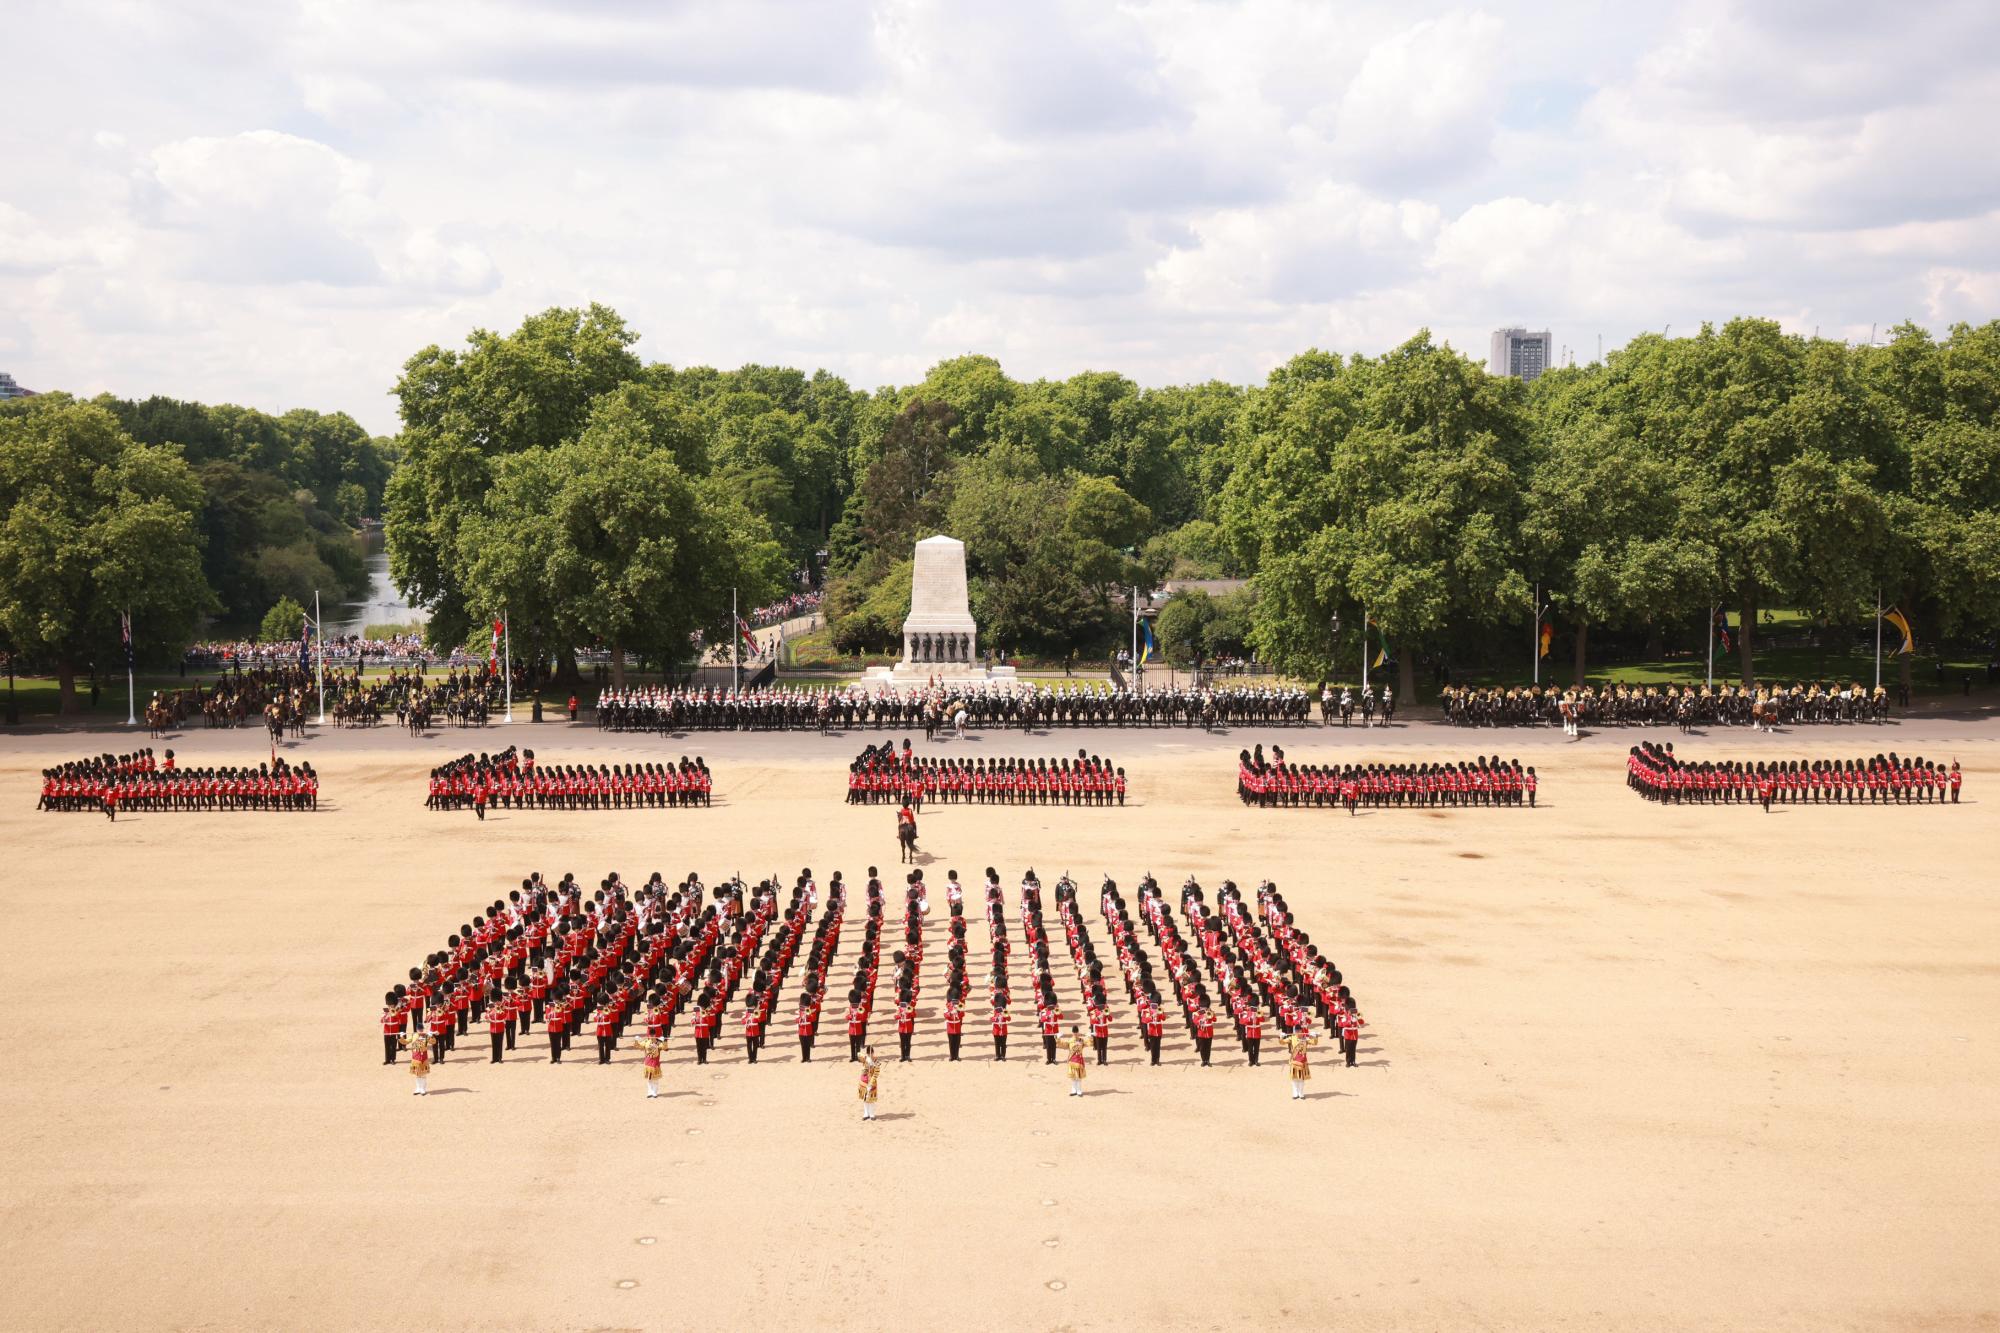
xmin=3 ymin=0 xmax=1997 ymax=433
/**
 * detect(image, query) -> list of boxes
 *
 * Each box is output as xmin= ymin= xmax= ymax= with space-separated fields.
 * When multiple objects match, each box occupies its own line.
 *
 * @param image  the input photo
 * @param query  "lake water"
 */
xmin=329 ymin=530 xmax=427 ymax=637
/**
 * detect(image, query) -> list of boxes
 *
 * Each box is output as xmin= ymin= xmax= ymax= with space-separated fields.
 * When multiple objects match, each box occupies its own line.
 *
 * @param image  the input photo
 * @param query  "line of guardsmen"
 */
xmin=1628 ymin=740 xmax=1962 ymax=807
xmin=38 ymin=748 xmax=318 ymax=816
xmin=425 ymin=746 xmax=711 ymax=815
xmin=847 ymin=743 xmax=1126 ymax=805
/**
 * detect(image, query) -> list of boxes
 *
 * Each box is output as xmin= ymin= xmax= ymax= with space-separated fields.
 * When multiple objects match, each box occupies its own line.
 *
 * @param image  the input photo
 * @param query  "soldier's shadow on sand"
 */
xmin=872 ymin=1112 xmax=916 ymax=1122
xmin=425 ymin=1087 xmax=477 ymax=1095
xmin=1304 ymin=1090 xmax=1353 ymax=1100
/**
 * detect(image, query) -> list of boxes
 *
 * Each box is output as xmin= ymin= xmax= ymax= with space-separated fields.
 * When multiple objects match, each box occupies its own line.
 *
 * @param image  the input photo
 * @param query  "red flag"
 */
xmin=737 ymin=617 xmax=758 ymax=653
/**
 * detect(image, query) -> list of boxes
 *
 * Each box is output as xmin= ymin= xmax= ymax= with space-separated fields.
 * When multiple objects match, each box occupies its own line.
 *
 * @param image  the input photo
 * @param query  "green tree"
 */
xmin=859 ymin=398 xmax=960 ymax=555
xmin=1521 ymin=415 xmax=1715 ymax=683
xmin=0 ymin=397 xmax=213 ymax=711
xmin=457 ymin=402 xmax=786 ymax=686
xmin=1221 ymin=335 xmax=1530 ymax=697
xmin=387 ymin=304 xmax=643 ymax=647
xmin=259 ymin=595 xmax=307 ymax=642
xmin=1154 ymin=589 xmax=1216 ymax=668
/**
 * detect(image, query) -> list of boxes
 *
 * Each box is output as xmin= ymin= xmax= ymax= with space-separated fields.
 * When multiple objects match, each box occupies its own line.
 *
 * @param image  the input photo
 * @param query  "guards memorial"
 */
xmin=865 ymin=534 xmax=1013 ymax=682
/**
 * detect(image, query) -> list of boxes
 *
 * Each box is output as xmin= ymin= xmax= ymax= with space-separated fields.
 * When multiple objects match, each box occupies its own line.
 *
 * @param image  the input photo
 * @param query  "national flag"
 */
xmin=1139 ymin=618 xmax=1158 ymax=664
xmin=120 ymin=611 xmax=133 ymax=670
xmin=1538 ymin=622 xmax=1553 ymax=659
xmin=737 ymin=617 xmax=759 ymax=653
xmin=491 ymin=618 xmax=504 ymax=661
xmin=1372 ymin=627 xmax=1391 ymax=670
xmin=1714 ymin=609 xmax=1732 ymax=654
xmin=298 ymin=617 xmax=312 ymax=671
xmin=1882 ymin=606 xmax=1914 ymax=656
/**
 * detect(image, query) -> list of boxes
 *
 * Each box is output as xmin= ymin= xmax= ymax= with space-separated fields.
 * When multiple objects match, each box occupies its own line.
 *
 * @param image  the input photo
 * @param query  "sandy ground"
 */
xmin=0 ymin=718 xmax=1996 ymax=1332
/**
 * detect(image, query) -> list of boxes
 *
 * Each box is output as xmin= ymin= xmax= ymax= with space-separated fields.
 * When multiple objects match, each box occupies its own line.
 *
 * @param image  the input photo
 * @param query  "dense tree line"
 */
xmin=12 ymin=306 xmax=1996 ymax=714
xmin=1223 ymin=320 xmax=2000 ymax=697
xmin=0 ymin=392 xmax=394 ymax=710
xmin=383 ymin=309 xmax=2000 ymax=691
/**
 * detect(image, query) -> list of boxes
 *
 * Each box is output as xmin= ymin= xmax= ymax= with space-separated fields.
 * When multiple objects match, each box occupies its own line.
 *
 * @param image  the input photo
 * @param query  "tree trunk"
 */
xmin=1397 ymin=649 xmax=1415 ymax=705
xmin=1738 ymin=591 xmax=1757 ymax=686
xmin=1572 ymin=618 xmax=1589 ymax=688
xmin=57 ymin=658 xmax=78 ymax=715
xmin=610 ymin=643 xmax=627 ymax=690
xmin=554 ymin=647 xmax=581 ymax=686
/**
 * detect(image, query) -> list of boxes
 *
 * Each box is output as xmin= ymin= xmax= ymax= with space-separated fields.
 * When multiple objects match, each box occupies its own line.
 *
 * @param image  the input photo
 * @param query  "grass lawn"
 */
xmin=1449 ymin=644 xmax=1994 ymax=699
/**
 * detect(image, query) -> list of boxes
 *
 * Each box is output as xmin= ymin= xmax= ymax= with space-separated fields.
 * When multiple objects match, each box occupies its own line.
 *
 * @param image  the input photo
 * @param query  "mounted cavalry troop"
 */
xmin=593 ymin=681 xmax=1313 ymax=733
xmin=1440 ymin=681 xmax=1893 ymax=729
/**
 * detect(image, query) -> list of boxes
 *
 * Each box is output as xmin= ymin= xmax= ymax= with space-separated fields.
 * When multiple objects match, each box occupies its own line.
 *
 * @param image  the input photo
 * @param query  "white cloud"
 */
xmin=0 ymin=0 xmax=1994 ymax=431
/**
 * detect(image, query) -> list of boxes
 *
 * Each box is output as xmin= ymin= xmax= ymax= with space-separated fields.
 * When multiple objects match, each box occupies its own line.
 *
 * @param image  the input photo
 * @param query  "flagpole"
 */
xmin=1874 ymin=587 xmax=1882 ymax=691
xmin=732 ymin=587 xmax=739 ymax=691
xmin=1131 ymin=584 xmax=1140 ymax=687
xmin=314 ymin=590 xmax=325 ymax=725
xmin=1361 ymin=605 xmax=1369 ymax=694
xmin=503 ymin=608 xmax=513 ymax=723
xmin=1532 ymin=582 xmax=1539 ymax=686
xmin=1705 ymin=604 xmax=1715 ymax=689
xmin=125 ymin=604 xmax=137 ymax=720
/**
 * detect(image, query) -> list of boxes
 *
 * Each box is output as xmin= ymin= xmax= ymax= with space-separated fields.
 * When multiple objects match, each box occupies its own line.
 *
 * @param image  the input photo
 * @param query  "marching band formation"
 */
xmin=378 ymin=864 xmax=1363 ymax=1103
xmin=1627 ymin=741 xmax=1963 ymax=807
xmin=37 ymin=748 xmax=319 ymax=817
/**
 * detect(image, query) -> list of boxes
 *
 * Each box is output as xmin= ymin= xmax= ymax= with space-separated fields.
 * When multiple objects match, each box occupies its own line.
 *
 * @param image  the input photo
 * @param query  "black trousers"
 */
xmin=598 ymin=1035 xmax=613 ymax=1063
xmin=1043 ymin=1035 xmax=1057 ymax=1063
xmin=1343 ymin=1037 xmax=1358 ymax=1065
xmin=1197 ymin=1036 xmax=1212 ymax=1066
xmin=800 ymin=1036 xmax=812 ymax=1061
xmin=549 ymin=1030 xmax=561 ymax=1062
xmin=948 ymin=1032 xmax=961 ymax=1060
xmin=850 ymin=1034 xmax=862 ymax=1060
xmin=491 ymin=1032 xmax=503 ymax=1062
xmin=898 ymin=1031 xmax=912 ymax=1060
xmin=1246 ymin=1037 xmax=1260 ymax=1066
xmin=995 ymin=1035 xmax=1007 ymax=1060
xmin=1094 ymin=1036 xmax=1107 ymax=1064
xmin=383 ymin=1035 xmax=398 ymax=1064
xmin=1147 ymin=1034 xmax=1161 ymax=1065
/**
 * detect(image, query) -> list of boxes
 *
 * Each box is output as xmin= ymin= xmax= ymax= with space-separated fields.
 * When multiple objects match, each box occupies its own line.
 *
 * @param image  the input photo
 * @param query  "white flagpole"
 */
xmin=1361 ymin=606 xmax=1369 ymax=694
xmin=503 ymin=609 xmax=513 ymax=723
xmin=1131 ymin=584 xmax=1140 ymax=685
xmin=315 ymin=589 xmax=326 ymax=724
xmin=732 ymin=587 xmax=739 ymax=691
xmin=1532 ymin=582 xmax=1540 ymax=686
xmin=125 ymin=604 xmax=137 ymax=720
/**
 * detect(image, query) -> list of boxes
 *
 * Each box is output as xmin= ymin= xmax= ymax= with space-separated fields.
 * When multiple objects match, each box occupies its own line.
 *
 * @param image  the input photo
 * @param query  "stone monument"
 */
xmin=864 ymin=534 xmax=1013 ymax=682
